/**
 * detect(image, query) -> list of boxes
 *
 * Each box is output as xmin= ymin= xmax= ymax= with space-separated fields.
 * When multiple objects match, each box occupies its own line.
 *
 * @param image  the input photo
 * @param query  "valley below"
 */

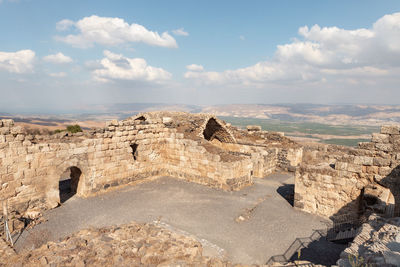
xmin=2 ymin=103 xmax=398 ymax=147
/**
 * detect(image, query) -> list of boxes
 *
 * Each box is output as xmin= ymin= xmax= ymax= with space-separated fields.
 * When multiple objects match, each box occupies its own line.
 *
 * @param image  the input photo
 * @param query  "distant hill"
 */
xmin=3 ymin=103 xmax=400 ymax=127
xmin=2 ymin=103 xmax=400 ymax=147
xmin=201 ymin=104 xmax=400 ymax=126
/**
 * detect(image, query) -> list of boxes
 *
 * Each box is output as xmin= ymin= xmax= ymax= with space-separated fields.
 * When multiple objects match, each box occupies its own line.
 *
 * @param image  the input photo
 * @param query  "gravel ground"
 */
xmin=14 ymin=173 xmax=344 ymax=265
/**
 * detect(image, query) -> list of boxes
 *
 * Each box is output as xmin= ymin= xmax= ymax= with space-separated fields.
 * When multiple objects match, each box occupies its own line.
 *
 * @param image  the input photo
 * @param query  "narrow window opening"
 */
xmin=130 ymin=143 xmax=139 ymax=160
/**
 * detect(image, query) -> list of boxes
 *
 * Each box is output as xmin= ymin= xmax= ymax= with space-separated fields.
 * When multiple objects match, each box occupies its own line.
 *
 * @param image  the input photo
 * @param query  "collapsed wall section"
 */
xmin=294 ymin=125 xmax=400 ymax=219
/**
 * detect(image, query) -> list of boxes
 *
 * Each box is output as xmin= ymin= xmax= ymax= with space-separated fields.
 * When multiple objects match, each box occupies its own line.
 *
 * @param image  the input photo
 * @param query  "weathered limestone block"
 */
xmin=378 ymin=166 xmax=392 ymax=176
xmin=45 ymin=188 xmax=60 ymax=209
xmin=335 ymin=162 xmax=348 ymax=171
xmin=375 ymin=143 xmax=393 ymax=152
xmin=162 ymin=117 xmax=172 ymax=124
xmin=391 ymin=135 xmax=400 ymax=151
xmin=381 ymin=125 xmax=400 ymax=135
xmin=22 ymin=140 xmax=31 ymax=146
xmin=2 ymin=119 xmax=14 ymax=127
xmin=347 ymin=163 xmax=362 ymax=173
xmin=10 ymin=126 xmax=23 ymax=135
xmin=373 ymin=157 xmax=391 ymax=167
xmin=366 ymin=166 xmax=379 ymax=174
xmin=0 ymin=127 xmax=10 ymax=135
xmin=372 ymin=133 xmax=390 ymax=143
xmin=354 ymin=156 xmax=373 ymax=166
xmin=73 ymin=147 xmax=87 ymax=155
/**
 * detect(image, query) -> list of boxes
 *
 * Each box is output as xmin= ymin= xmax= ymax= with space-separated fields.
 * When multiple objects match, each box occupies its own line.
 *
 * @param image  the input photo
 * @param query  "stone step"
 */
xmin=329 ymin=228 xmax=358 ymax=241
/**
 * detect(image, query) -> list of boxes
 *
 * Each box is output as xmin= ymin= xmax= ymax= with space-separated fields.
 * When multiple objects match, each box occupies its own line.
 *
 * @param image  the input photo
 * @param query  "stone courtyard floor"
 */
xmin=14 ymin=173 xmax=345 ymax=265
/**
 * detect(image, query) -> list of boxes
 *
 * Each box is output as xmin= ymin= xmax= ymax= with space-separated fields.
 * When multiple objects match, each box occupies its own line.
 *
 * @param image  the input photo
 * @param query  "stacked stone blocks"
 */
xmin=295 ymin=125 xmax=400 ymax=218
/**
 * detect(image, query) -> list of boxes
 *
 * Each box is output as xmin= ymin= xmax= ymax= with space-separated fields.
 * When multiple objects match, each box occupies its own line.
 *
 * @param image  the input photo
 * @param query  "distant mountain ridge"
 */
xmin=201 ymin=104 xmax=400 ymax=126
xmin=2 ymin=103 xmax=400 ymax=126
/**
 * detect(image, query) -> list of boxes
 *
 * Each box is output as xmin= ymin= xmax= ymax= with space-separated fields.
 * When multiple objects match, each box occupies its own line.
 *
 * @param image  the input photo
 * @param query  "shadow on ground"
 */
xmin=267 ymin=228 xmax=347 ymax=266
xmin=277 ymin=183 xmax=294 ymax=206
xmin=289 ymin=236 xmax=347 ymax=266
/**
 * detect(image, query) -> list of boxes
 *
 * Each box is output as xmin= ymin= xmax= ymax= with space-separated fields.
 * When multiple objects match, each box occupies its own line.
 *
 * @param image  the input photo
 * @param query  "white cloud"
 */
xmin=49 ymin=72 xmax=67 ymax=77
xmin=172 ymin=28 xmax=189 ymax=36
xmin=43 ymin=52 xmax=73 ymax=64
xmin=186 ymin=64 xmax=204 ymax=71
xmin=55 ymin=15 xmax=178 ymax=48
xmin=56 ymin=19 xmax=74 ymax=31
xmin=184 ymin=12 xmax=400 ymax=87
xmin=0 ymin=49 xmax=35 ymax=73
xmin=92 ymin=50 xmax=172 ymax=83
xmin=239 ymin=35 xmax=245 ymax=41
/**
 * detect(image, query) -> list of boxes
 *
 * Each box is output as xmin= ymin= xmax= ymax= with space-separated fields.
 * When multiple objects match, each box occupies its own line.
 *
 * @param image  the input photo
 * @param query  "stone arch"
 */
xmin=45 ymin=158 xmax=89 ymax=209
xmin=202 ymin=117 xmax=236 ymax=143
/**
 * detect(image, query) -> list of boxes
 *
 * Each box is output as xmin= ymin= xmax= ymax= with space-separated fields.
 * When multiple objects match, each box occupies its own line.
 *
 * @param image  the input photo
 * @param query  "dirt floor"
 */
xmin=14 ymin=173 xmax=346 ymax=265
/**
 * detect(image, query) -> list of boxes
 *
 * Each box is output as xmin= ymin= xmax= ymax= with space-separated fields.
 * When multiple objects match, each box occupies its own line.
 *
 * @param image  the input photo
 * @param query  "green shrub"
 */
xmin=66 ymin=124 xmax=82 ymax=133
xmin=348 ymin=254 xmax=369 ymax=267
xmin=53 ymin=129 xmax=64 ymax=134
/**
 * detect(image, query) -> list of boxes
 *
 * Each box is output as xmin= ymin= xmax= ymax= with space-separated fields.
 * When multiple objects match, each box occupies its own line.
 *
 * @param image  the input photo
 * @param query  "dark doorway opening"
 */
xmin=59 ymin=166 xmax=82 ymax=203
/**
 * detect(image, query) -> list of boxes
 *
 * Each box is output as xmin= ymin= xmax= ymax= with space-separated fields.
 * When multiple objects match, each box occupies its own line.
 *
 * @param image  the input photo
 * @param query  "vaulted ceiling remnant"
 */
xmin=202 ymin=117 xmax=235 ymax=143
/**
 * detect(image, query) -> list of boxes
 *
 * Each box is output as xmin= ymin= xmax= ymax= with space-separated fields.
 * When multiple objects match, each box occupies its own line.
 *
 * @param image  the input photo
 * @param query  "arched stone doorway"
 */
xmin=59 ymin=166 xmax=82 ymax=203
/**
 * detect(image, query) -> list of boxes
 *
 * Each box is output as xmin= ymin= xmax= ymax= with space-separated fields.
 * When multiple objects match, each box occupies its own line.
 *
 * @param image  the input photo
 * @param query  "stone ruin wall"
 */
xmin=294 ymin=125 xmax=400 ymax=219
xmin=208 ymin=141 xmax=279 ymax=178
xmin=337 ymin=214 xmax=400 ymax=266
xmin=0 ymin=113 xmax=301 ymax=230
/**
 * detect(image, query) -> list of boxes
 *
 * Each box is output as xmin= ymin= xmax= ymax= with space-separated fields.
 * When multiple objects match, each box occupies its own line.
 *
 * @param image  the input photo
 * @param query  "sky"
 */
xmin=0 ymin=0 xmax=400 ymax=112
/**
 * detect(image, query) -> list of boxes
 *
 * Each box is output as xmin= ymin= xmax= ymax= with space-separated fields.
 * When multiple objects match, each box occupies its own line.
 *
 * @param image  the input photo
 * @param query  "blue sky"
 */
xmin=1 ymin=0 xmax=400 ymax=112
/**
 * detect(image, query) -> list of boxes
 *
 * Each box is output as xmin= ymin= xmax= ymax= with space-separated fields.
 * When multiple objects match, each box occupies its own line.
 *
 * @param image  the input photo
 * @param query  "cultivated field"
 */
xmin=222 ymin=116 xmax=379 ymax=147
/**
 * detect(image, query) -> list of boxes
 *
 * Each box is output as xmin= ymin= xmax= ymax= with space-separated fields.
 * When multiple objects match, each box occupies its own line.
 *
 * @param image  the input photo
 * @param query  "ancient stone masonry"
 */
xmin=337 ymin=214 xmax=400 ymax=266
xmin=0 ymin=112 xmax=301 ymax=229
xmin=294 ymin=125 xmax=400 ymax=220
